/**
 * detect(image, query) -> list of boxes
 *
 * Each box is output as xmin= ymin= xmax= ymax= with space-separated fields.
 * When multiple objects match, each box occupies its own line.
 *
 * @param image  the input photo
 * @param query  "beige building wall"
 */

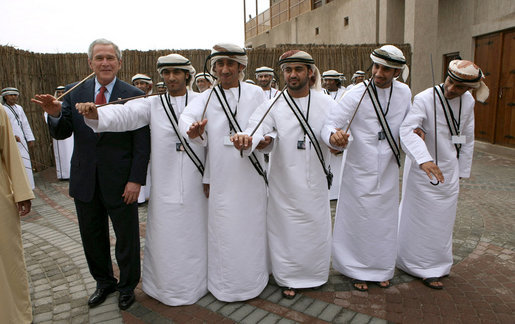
xmin=404 ymin=0 xmax=439 ymax=94
xmin=245 ymin=0 xmax=377 ymax=48
xmin=245 ymin=0 xmax=515 ymax=95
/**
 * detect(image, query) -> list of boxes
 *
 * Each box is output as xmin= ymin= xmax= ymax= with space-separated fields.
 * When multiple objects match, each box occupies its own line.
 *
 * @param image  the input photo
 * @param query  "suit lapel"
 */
xmin=110 ymin=79 xmax=125 ymax=103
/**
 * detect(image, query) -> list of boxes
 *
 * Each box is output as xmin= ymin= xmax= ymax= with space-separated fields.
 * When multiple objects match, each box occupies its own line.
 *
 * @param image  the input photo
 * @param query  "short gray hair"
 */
xmin=88 ymin=38 xmax=122 ymax=60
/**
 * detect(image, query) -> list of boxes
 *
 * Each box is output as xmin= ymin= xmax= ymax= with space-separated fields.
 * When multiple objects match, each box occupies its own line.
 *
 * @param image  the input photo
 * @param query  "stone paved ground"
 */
xmin=22 ymin=141 xmax=514 ymax=323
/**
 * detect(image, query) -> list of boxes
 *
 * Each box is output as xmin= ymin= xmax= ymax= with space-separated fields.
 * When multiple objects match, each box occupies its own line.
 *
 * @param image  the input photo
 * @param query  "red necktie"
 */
xmin=95 ymin=86 xmax=107 ymax=104
xmin=95 ymin=87 xmax=107 ymax=138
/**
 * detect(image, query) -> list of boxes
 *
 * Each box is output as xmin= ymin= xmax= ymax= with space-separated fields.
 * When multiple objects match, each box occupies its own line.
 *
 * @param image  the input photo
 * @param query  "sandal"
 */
xmin=281 ymin=287 xmax=297 ymax=299
xmin=375 ymin=280 xmax=392 ymax=288
xmin=351 ymin=279 xmax=368 ymax=292
xmin=422 ymin=277 xmax=443 ymax=290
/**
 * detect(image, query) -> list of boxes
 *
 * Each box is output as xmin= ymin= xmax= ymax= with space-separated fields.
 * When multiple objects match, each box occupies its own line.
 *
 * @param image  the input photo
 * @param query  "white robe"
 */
xmin=85 ymin=91 xmax=209 ymax=306
xmin=326 ymin=89 xmax=346 ymax=200
xmin=397 ymin=87 xmax=474 ymax=278
xmin=246 ymin=90 xmax=334 ymax=288
xmin=327 ymin=87 xmax=346 ymax=102
xmin=44 ymin=111 xmax=74 ymax=179
xmin=179 ymin=82 xmax=268 ymax=302
xmin=262 ymin=88 xmax=279 ymax=101
xmin=322 ymin=81 xmax=412 ymax=282
xmin=137 ymin=163 xmax=151 ymax=203
xmin=3 ymin=104 xmax=35 ymax=189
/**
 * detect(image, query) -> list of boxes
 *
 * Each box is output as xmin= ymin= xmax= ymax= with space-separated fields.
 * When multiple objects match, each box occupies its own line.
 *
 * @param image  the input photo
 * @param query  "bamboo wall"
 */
xmin=0 ymin=43 xmax=410 ymax=172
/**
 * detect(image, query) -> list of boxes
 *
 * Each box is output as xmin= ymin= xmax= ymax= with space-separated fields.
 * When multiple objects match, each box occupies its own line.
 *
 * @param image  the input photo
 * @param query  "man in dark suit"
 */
xmin=32 ymin=39 xmax=150 ymax=310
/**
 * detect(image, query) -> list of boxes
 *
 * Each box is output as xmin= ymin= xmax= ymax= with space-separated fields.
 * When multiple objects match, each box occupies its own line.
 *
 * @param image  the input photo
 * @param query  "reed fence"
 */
xmin=0 ymin=43 xmax=410 ymax=172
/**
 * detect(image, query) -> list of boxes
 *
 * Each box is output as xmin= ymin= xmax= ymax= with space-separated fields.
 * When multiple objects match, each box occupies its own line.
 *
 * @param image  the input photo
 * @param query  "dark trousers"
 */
xmin=74 ymin=179 xmax=140 ymax=293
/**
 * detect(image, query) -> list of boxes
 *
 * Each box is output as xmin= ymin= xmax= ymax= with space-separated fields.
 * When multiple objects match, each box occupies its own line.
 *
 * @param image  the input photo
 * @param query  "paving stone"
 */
xmin=258 ymin=313 xmax=282 ymax=324
xmin=259 ymin=285 xmax=279 ymax=300
xmin=240 ymin=308 xmax=269 ymax=323
xmin=196 ymin=293 xmax=216 ymax=307
xmin=290 ymin=296 xmax=315 ymax=313
xmin=369 ymin=318 xmax=388 ymax=324
xmin=206 ymin=300 xmax=225 ymax=312
xmin=219 ymin=302 xmax=244 ymax=317
xmin=304 ymin=299 xmax=329 ymax=317
xmin=350 ymin=313 xmax=373 ymax=324
xmin=71 ymin=315 xmax=89 ymax=324
xmin=228 ymin=304 xmax=256 ymax=322
xmin=334 ymin=309 xmax=358 ymax=323
xmin=32 ymin=311 xmax=53 ymax=322
xmin=318 ymin=303 xmax=342 ymax=321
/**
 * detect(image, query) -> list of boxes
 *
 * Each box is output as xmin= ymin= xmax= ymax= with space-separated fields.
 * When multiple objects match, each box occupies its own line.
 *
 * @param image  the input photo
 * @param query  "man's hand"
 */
xmin=31 ymin=94 xmax=62 ymax=117
xmin=256 ymin=136 xmax=272 ymax=150
xmin=414 ymin=128 xmax=425 ymax=141
xmin=28 ymin=141 xmax=34 ymax=149
xmin=420 ymin=161 xmax=444 ymax=183
xmin=231 ymin=133 xmax=253 ymax=151
xmin=203 ymin=184 xmax=210 ymax=198
xmin=329 ymin=130 xmax=349 ymax=148
xmin=18 ymin=200 xmax=32 ymax=216
xmin=122 ymin=182 xmax=141 ymax=204
xmin=76 ymin=102 xmax=99 ymax=120
xmin=15 ymin=135 xmax=21 ymax=142
xmin=187 ymin=119 xmax=208 ymax=139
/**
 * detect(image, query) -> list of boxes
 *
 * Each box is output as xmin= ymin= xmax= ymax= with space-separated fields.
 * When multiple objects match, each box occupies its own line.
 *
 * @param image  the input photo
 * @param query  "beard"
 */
xmin=287 ymin=77 xmax=309 ymax=91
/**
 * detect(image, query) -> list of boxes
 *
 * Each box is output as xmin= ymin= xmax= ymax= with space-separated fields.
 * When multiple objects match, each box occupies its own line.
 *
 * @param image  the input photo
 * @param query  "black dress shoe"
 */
xmin=118 ymin=290 xmax=135 ymax=310
xmin=88 ymin=287 xmax=116 ymax=307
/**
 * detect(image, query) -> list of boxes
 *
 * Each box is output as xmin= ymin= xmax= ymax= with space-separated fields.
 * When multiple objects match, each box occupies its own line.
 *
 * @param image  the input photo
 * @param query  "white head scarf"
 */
xmin=322 ymin=70 xmax=342 ymax=79
xmin=194 ymin=72 xmax=214 ymax=85
xmin=1 ymin=87 xmax=19 ymax=104
xmin=131 ymin=74 xmax=153 ymax=85
xmin=209 ymin=43 xmax=248 ymax=83
xmin=448 ymin=59 xmax=489 ymax=103
xmin=370 ymin=45 xmax=409 ymax=81
xmin=278 ymin=50 xmax=322 ymax=91
xmin=157 ymin=54 xmax=196 ymax=89
xmin=351 ymin=70 xmax=365 ymax=83
xmin=54 ymin=85 xmax=65 ymax=98
xmin=255 ymin=66 xmax=275 ymax=77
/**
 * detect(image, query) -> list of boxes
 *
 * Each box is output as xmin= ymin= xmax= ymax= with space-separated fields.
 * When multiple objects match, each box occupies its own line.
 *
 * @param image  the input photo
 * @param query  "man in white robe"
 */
xmin=345 ymin=70 xmax=366 ymax=93
xmin=131 ymin=73 xmax=153 ymax=95
xmin=2 ymin=87 xmax=35 ymax=189
xmin=322 ymin=70 xmax=346 ymax=101
xmin=194 ymin=72 xmax=213 ymax=93
xmin=322 ymin=45 xmax=412 ymax=291
xmin=156 ymin=81 xmax=167 ymax=94
xmin=255 ymin=66 xmax=279 ymax=100
xmin=78 ymin=54 xmax=208 ymax=306
xmin=179 ymin=43 xmax=268 ymax=302
xmin=233 ymin=50 xmax=334 ymax=299
xmin=44 ymin=86 xmax=74 ymax=180
xmin=321 ymin=70 xmax=347 ymax=200
xmin=397 ymin=60 xmax=488 ymax=289
xmin=131 ymin=74 xmax=153 ymax=203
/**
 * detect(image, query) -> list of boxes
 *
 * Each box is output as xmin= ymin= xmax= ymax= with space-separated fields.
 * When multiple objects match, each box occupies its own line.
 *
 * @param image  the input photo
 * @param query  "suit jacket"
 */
xmin=48 ymin=78 xmax=150 ymax=205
